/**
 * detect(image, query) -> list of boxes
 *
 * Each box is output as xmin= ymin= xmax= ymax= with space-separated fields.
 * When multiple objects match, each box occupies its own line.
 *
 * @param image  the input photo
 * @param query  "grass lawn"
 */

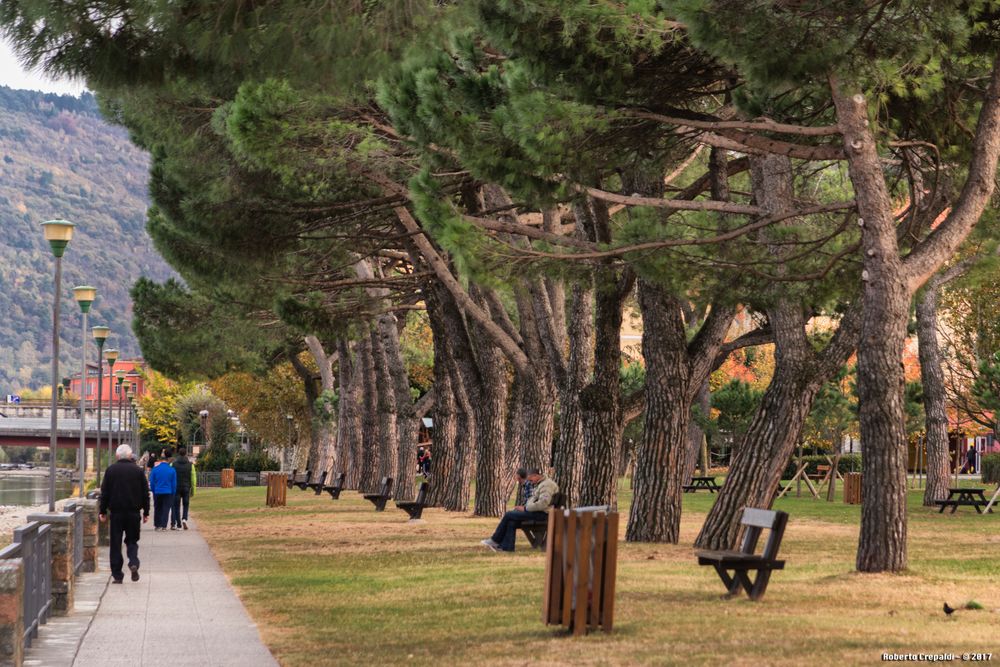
xmin=193 ymin=478 xmax=1000 ymax=666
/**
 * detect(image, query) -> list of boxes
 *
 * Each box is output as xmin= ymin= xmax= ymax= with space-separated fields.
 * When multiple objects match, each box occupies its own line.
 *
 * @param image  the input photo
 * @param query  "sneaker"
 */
xmin=129 ymin=565 xmax=140 ymax=582
xmin=111 ymin=577 xmax=123 ymax=584
xmin=170 ymin=526 xmax=178 ymax=530
xmin=480 ymin=539 xmax=500 ymax=552
xmin=182 ymin=520 xmax=188 ymax=530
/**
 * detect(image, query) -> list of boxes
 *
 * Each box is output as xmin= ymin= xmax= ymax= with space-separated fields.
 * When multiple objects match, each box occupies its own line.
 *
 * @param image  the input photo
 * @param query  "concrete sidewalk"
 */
xmin=25 ymin=517 xmax=278 ymax=667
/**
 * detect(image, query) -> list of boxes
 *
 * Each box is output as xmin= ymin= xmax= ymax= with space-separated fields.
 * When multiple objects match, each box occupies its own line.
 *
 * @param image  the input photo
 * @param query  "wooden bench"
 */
xmin=323 ymin=472 xmax=346 ymax=499
xmin=285 ymin=469 xmax=298 ymax=489
xmin=696 ymin=507 xmax=788 ymax=601
xmin=396 ymin=481 xmax=429 ymax=520
xmin=293 ymin=469 xmax=312 ymax=491
xmin=520 ymin=492 xmax=566 ymax=550
xmin=363 ymin=477 xmax=394 ymax=511
xmin=307 ymin=470 xmax=328 ymax=495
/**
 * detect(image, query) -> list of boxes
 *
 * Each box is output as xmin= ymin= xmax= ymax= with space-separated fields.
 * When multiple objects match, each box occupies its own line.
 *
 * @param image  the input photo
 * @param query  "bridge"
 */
xmin=0 ymin=417 xmax=125 ymax=449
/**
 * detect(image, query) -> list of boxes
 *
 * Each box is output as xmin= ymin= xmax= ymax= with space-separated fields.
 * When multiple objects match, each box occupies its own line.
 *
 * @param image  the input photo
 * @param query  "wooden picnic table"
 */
xmin=683 ymin=476 xmax=722 ymax=493
xmin=935 ymin=487 xmax=994 ymax=514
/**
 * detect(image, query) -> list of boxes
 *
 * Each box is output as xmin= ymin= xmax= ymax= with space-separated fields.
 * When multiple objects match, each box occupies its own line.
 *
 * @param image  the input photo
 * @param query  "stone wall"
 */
xmin=0 ymin=560 xmax=23 ymax=667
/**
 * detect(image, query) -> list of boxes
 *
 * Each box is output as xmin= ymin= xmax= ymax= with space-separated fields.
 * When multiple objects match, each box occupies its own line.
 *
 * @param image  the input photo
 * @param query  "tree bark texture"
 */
xmin=626 ymin=283 xmax=691 ymax=542
xmin=358 ymin=335 xmax=381 ymax=493
xmin=425 ymin=290 xmax=459 ymax=508
xmin=370 ymin=328 xmax=399 ymax=485
xmin=378 ymin=311 xmax=419 ymax=501
xmin=288 ymin=348 xmax=322 ymax=475
xmin=335 ymin=339 xmax=361 ymax=487
xmin=916 ymin=281 xmax=951 ymax=506
xmin=833 ymin=86 xmax=911 ymax=573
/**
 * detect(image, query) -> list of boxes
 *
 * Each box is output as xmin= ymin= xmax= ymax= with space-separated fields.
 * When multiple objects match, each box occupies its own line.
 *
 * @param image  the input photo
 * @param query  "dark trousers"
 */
xmin=109 ymin=511 xmax=141 ymax=580
xmin=153 ymin=493 xmax=174 ymax=528
xmin=171 ymin=489 xmax=191 ymax=527
xmin=490 ymin=509 xmax=547 ymax=551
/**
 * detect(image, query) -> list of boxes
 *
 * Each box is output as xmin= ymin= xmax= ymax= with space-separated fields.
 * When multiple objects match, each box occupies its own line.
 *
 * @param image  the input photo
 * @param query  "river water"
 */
xmin=0 ymin=475 xmax=74 ymax=506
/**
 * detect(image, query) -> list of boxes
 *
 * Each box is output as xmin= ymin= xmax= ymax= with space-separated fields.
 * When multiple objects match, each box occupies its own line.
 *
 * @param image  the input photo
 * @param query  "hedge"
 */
xmin=982 ymin=453 xmax=1000 ymax=485
xmin=782 ymin=453 xmax=862 ymax=480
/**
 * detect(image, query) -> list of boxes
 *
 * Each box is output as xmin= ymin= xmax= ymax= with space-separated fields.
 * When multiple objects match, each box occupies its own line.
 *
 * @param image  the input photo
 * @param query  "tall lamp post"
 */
xmin=199 ymin=410 xmax=209 ymax=454
xmin=125 ymin=387 xmax=134 ymax=449
xmin=92 ymin=327 xmax=109 ymax=485
xmin=72 ymin=286 xmax=96 ymax=498
xmin=42 ymin=219 xmax=74 ymax=513
xmin=100 ymin=345 xmax=117 ymax=481
xmin=285 ymin=414 xmax=294 ymax=471
xmin=115 ymin=371 xmax=126 ymax=455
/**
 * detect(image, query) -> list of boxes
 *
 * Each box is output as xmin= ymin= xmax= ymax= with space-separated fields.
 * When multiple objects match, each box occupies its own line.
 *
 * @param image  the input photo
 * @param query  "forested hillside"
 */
xmin=0 ymin=85 xmax=173 ymax=391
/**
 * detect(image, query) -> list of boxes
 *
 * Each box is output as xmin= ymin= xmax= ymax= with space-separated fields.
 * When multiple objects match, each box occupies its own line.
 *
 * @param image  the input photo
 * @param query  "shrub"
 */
xmin=981 ymin=453 xmax=1000 ymax=485
xmin=782 ymin=453 xmax=862 ymax=480
xmin=231 ymin=450 xmax=280 ymax=472
xmin=196 ymin=445 xmax=232 ymax=471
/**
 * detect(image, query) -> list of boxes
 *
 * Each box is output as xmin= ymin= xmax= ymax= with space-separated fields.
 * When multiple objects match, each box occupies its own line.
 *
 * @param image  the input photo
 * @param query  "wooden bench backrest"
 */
xmin=302 ymin=469 xmax=311 ymax=482
xmin=739 ymin=508 xmax=789 ymax=561
xmin=378 ymin=476 xmax=394 ymax=497
xmin=315 ymin=470 xmax=327 ymax=485
xmin=332 ymin=472 xmax=346 ymax=488
xmin=414 ymin=481 xmax=429 ymax=504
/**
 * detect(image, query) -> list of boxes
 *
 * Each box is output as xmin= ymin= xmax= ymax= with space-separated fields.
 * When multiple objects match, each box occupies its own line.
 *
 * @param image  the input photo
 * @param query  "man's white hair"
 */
xmin=116 ymin=444 xmax=133 ymax=460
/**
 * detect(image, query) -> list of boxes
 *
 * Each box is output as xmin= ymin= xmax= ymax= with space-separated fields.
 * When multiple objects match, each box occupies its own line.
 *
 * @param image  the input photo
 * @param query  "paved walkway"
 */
xmin=24 ymin=518 xmax=278 ymax=667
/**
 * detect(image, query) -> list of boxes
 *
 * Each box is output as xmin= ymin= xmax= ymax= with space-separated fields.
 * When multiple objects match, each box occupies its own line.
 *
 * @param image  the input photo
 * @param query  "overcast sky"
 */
xmin=0 ymin=38 xmax=86 ymax=95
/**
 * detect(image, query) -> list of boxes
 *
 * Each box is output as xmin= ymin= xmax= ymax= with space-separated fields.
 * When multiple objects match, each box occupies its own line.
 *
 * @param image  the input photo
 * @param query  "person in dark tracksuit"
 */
xmin=99 ymin=444 xmax=150 ymax=583
xmin=171 ymin=446 xmax=197 ymax=530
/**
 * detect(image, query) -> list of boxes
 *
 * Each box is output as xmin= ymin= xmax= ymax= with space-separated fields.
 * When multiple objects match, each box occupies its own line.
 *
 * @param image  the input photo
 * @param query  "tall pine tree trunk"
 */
xmin=358 ymin=335 xmax=381 ymax=493
xmin=917 ymin=281 xmax=951 ymax=505
xmin=371 ymin=328 xmax=399 ymax=484
xmin=626 ymin=284 xmax=690 ymax=542
xmin=336 ymin=340 xmax=361 ymax=487
xmin=379 ymin=311 xmax=418 ymax=501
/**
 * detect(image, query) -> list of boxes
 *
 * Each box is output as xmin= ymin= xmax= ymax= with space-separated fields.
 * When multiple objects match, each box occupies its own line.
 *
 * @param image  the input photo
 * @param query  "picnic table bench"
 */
xmin=696 ymin=507 xmax=788 ymax=601
xmin=520 ymin=492 xmax=566 ymax=549
xmin=363 ymin=477 xmax=394 ymax=511
xmin=396 ymin=481 xmax=429 ymax=520
xmin=683 ymin=476 xmax=722 ymax=493
xmin=307 ymin=470 xmax=328 ymax=495
xmin=935 ymin=488 xmax=994 ymax=514
xmin=323 ymin=472 xmax=346 ymax=499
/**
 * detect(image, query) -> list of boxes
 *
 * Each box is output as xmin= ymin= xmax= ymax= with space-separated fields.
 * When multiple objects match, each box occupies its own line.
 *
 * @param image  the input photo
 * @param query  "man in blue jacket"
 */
xmin=149 ymin=448 xmax=178 ymax=531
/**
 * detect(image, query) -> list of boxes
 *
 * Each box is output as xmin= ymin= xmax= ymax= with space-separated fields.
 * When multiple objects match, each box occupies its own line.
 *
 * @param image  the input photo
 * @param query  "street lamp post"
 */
xmin=42 ymin=219 xmax=74 ymax=512
xmin=285 ymin=414 xmax=294 ymax=471
xmin=92 ymin=327 xmax=109 ymax=485
xmin=125 ymin=387 xmax=134 ymax=449
xmin=73 ymin=286 xmax=96 ymax=498
xmin=115 ymin=371 xmax=126 ymax=456
xmin=98 ymin=347 xmax=118 ymax=474
xmin=199 ymin=410 xmax=209 ymax=454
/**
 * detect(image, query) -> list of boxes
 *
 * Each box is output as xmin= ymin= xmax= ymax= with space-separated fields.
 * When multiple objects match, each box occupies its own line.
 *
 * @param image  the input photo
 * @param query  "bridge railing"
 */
xmin=62 ymin=502 xmax=85 ymax=575
xmin=0 ymin=521 xmax=53 ymax=649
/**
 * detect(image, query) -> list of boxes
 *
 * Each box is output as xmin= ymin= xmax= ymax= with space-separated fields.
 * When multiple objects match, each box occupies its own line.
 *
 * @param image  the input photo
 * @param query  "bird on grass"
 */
xmin=943 ymin=602 xmax=956 ymax=616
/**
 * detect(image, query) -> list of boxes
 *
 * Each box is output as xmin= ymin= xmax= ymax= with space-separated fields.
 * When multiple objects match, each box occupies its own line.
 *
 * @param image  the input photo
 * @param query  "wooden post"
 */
xmin=220 ymin=468 xmax=235 ymax=489
xmin=844 ymin=472 xmax=862 ymax=504
xmin=266 ymin=474 xmax=287 ymax=507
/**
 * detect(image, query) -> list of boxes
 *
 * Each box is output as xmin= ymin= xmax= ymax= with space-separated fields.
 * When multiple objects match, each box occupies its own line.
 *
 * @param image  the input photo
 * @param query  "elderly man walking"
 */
xmin=99 ymin=444 xmax=150 ymax=583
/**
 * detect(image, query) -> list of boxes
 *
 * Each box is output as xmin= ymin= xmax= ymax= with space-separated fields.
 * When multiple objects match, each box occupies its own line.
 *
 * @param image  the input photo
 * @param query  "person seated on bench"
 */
xmin=480 ymin=469 xmax=558 ymax=553
xmin=515 ymin=467 xmax=534 ymax=505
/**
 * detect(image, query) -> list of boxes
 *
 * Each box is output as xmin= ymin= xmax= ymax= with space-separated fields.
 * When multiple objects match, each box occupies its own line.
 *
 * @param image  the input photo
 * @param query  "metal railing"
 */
xmin=197 ymin=471 xmax=222 ymax=487
xmin=196 ymin=471 xmax=273 ymax=487
xmin=63 ymin=502 xmax=85 ymax=575
xmin=0 ymin=521 xmax=52 ymax=648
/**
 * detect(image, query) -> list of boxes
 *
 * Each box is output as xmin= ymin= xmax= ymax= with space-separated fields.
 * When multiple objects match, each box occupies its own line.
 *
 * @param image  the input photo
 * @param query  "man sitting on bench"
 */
xmin=480 ymin=469 xmax=558 ymax=553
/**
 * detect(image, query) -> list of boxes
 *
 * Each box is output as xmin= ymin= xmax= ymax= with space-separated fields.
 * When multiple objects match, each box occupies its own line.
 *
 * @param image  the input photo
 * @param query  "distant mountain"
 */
xmin=0 ymin=86 xmax=174 ymax=391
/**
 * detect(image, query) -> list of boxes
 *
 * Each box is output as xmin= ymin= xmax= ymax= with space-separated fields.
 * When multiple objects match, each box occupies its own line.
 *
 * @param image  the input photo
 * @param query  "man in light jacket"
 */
xmin=481 ymin=469 xmax=559 ymax=552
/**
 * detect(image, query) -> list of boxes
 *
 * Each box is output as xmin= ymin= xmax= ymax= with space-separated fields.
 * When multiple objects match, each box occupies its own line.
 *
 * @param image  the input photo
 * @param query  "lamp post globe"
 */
xmin=73 ymin=286 xmax=96 ymax=498
xmin=43 ymin=220 xmax=74 ymax=512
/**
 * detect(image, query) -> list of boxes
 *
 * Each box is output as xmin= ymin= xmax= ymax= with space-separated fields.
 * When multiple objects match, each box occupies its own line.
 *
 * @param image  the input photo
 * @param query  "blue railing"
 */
xmin=0 ymin=521 xmax=53 ymax=648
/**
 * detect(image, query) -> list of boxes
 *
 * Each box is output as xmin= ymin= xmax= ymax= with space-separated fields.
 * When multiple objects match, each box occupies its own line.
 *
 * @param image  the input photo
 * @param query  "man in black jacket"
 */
xmin=99 ymin=444 xmax=150 ymax=583
xmin=171 ymin=446 xmax=194 ymax=530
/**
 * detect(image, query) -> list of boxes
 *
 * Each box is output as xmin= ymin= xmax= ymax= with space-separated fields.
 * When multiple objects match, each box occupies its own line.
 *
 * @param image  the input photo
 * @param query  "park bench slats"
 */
xmin=285 ymin=469 xmax=297 ymax=489
xmin=696 ymin=507 xmax=788 ymax=601
xmin=396 ymin=481 xmax=429 ymax=520
xmin=363 ymin=477 xmax=394 ymax=511
xmin=323 ymin=472 xmax=346 ymax=499
xmin=294 ymin=470 xmax=312 ymax=491
xmin=520 ymin=492 xmax=565 ymax=549
xmin=307 ymin=470 xmax=328 ymax=495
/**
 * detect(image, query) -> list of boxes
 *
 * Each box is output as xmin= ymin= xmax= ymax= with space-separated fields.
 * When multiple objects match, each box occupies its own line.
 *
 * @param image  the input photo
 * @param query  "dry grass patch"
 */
xmin=194 ymin=483 xmax=1000 ymax=666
